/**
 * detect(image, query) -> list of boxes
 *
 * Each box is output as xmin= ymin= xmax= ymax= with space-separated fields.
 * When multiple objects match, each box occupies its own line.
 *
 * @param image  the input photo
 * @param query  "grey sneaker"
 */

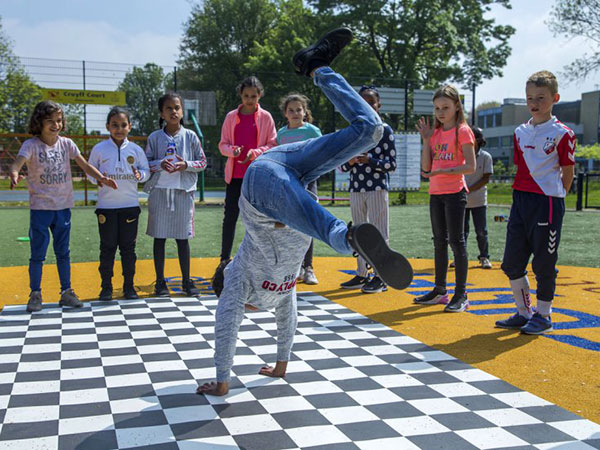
xmin=303 ymin=266 xmax=319 ymax=285
xmin=479 ymin=257 xmax=492 ymax=269
xmin=59 ymin=288 xmax=83 ymax=308
xmin=27 ymin=291 xmax=43 ymax=312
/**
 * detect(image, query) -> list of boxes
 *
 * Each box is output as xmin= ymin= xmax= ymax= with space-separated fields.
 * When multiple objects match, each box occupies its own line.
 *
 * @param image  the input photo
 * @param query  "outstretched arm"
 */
xmin=74 ymin=154 xmax=117 ymax=189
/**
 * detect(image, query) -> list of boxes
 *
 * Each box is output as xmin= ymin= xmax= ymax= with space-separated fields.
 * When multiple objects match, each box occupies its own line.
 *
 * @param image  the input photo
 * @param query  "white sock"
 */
xmin=536 ymin=300 xmax=552 ymax=317
xmin=510 ymin=276 xmax=533 ymax=318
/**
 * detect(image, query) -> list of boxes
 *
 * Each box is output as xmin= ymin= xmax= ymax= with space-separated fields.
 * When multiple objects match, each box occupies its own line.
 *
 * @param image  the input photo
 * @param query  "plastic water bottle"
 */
xmin=494 ymin=215 xmax=509 ymax=222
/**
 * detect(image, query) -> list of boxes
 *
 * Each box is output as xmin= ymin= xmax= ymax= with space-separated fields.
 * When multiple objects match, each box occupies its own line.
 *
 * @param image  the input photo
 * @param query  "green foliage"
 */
xmin=178 ymin=0 xmax=515 ymax=137
xmin=179 ymin=0 xmax=278 ymax=116
xmin=548 ymin=0 xmax=600 ymax=81
xmin=307 ymin=0 xmax=515 ymax=86
xmin=0 ymin=17 xmax=42 ymax=133
xmin=576 ymin=143 xmax=600 ymax=160
xmin=118 ymin=63 xmax=170 ymax=135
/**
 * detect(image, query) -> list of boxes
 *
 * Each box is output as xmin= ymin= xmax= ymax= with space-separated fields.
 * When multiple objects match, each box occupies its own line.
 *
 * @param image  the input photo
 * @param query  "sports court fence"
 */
xmin=576 ymin=172 xmax=600 ymax=210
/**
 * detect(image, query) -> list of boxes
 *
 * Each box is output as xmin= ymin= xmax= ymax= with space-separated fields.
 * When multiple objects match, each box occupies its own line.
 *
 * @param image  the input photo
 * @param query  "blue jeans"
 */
xmin=242 ymin=67 xmax=383 ymax=254
xmin=29 ymin=209 xmax=72 ymax=292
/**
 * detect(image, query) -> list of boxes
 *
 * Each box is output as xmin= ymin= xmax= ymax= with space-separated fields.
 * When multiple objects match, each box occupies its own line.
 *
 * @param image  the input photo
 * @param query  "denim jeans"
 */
xmin=29 ymin=209 xmax=72 ymax=292
xmin=242 ymin=67 xmax=383 ymax=254
xmin=429 ymin=190 xmax=468 ymax=294
xmin=465 ymin=206 xmax=489 ymax=259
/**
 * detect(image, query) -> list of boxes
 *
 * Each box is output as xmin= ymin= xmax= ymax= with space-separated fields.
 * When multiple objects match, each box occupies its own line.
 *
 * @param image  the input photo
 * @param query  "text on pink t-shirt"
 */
xmin=232 ymin=112 xmax=258 ymax=179
xmin=428 ymin=124 xmax=475 ymax=195
xmin=17 ymin=136 xmax=81 ymax=210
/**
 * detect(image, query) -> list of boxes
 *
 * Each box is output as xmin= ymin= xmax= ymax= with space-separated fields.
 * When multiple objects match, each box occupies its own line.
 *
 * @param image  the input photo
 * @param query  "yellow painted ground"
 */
xmin=1 ymin=257 xmax=598 ymax=423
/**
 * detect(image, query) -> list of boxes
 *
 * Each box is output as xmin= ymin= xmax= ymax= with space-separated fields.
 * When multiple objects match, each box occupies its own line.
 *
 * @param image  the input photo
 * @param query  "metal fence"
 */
xmin=17 ymin=57 xmax=177 ymax=133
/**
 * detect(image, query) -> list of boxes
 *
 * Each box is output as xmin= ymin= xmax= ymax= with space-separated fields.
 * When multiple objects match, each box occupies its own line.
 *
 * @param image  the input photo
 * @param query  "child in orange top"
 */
xmin=415 ymin=85 xmax=476 ymax=312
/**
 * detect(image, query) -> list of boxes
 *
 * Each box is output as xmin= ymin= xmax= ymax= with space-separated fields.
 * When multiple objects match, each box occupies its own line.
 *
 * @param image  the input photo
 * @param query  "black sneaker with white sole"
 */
xmin=293 ymin=28 xmax=354 ymax=77
xmin=346 ymin=222 xmax=413 ymax=290
xmin=26 ymin=291 xmax=43 ymax=312
xmin=340 ymin=275 xmax=368 ymax=289
xmin=444 ymin=293 xmax=469 ymax=312
xmin=361 ymin=276 xmax=387 ymax=294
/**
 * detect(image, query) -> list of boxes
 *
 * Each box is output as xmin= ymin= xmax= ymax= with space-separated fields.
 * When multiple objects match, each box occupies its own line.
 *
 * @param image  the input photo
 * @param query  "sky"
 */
xmin=1 ymin=0 xmax=599 ymax=105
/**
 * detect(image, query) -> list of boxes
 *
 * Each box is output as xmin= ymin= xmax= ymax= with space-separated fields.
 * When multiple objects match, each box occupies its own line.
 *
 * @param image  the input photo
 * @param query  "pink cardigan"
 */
xmin=218 ymin=104 xmax=277 ymax=184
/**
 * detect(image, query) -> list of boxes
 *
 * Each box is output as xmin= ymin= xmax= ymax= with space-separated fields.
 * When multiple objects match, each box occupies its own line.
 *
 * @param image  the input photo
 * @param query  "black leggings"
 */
xmin=153 ymin=238 xmax=191 ymax=281
xmin=430 ymin=190 xmax=468 ymax=294
xmin=220 ymin=178 xmax=243 ymax=260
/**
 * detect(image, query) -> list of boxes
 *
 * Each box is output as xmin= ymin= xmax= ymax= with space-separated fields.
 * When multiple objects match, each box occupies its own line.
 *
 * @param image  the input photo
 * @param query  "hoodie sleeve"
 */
xmin=247 ymin=111 xmax=277 ymax=161
xmin=185 ymin=132 xmax=207 ymax=172
xmin=218 ymin=111 xmax=238 ymax=158
xmin=145 ymin=133 xmax=163 ymax=173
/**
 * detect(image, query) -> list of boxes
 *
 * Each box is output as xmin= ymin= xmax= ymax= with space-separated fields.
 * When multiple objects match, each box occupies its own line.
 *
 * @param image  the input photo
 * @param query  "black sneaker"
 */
xmin=154 ymin=279 xmax=170 ymax=297
xmin=123 ymin=285 xmax=139 ymax=300
xmin=293 ymin=27 xmax=354 ymax=77
xmin=183 ymin=280 xmax=201 ymax=297
xmin=361 ymin=276 xmax=387 ymax=294
xmin=26 ymin=290 xmax=43 ymax=313
xmin=340 ymin=275 xmax=368 ymax=289
xmin=444 ymin=293 xmax=469 ymax=313
xmin=346 ymin=222 xmax=413 ymax=290
xmin=99 ymin=286 xmax=113 ymax=301
xmin=413 ymin=289 xmax=449 ymax=305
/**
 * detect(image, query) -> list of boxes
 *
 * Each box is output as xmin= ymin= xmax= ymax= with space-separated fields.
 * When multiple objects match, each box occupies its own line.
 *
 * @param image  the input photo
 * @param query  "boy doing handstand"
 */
xmin=198 ymin=28 xmax=413 ymax=396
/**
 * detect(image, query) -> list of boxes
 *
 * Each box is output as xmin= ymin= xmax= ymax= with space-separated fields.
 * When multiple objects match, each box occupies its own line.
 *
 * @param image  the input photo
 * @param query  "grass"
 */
xmin=1 ymin=204 xmax=598 ymax=268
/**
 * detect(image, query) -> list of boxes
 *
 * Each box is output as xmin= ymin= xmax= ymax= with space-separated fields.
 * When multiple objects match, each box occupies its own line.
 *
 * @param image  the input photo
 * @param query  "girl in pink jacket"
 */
xmin=218 ymin=76 xmax=277 ymax=263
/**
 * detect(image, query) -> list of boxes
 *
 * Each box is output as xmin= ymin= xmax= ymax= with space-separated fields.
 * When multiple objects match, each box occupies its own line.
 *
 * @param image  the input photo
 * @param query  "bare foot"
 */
xmin=196 ymin=381 xmax=229 ymax=396
xmin=245 ymin=303 xmax=259 ymax=311
xmin=259 ymin=361 xmax=287 ymax=378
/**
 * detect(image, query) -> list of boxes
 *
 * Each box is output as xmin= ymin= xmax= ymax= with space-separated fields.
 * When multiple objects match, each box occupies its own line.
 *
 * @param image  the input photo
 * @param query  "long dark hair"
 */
xmin=28 ymin=101 xmax=65 ymax=136
xmin=158 ymin=92 xmax=184 ymax=127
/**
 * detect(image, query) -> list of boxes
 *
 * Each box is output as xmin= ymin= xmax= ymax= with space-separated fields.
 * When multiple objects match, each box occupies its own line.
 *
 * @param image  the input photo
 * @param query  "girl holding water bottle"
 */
xmin=145 ymin=93 xmax=207 ymax=297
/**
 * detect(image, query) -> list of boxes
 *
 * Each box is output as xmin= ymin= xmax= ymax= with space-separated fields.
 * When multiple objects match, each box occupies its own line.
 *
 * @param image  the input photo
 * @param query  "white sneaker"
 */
xmin=479 ymin=257 xmax=492 ymax=269
xmin=297 ymin=267 xmax=305 ymax=282
xmin=303 ymin=266 xmax=318 ymax=285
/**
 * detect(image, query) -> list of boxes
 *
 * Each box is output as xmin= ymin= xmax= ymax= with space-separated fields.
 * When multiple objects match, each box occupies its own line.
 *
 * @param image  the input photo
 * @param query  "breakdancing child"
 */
xmin=197 ymin=28 xmax=413 ymax=396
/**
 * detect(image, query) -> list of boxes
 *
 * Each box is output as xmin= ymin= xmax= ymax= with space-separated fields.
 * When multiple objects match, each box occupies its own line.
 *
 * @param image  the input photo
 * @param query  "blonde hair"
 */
xmin=527 ymin=70 xmax=558 ymax=96
xmin=279 ymin=93 xmax=313 ymax=123
xmin=432 ymin=84 xmax=467 ymax=148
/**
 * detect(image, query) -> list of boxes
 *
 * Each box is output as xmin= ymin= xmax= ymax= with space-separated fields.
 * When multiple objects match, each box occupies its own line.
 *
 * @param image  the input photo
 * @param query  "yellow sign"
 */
xmin=41 ymin=89 xmax=126 ymax=105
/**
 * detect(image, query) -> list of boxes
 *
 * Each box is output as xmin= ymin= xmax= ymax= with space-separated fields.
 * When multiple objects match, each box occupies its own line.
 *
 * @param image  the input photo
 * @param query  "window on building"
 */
xmin=501 ymin=136 xmax=511 ymax=147
xmin=487 ymin=137 xmax=499 ymax=148
xmin=495 ymin=113 xmax=502 ymax=127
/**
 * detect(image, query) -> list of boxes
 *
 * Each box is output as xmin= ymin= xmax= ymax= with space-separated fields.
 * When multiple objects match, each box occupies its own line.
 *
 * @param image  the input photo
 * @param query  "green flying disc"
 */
xmin=17 ymin=237 xmax=30 ymax=242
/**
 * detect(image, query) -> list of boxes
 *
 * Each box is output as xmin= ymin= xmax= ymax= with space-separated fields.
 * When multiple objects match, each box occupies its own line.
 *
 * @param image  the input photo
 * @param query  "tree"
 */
xmin=179 ymin=0 xmax=277 ymax=115
xmin=118 ymin=63 xmax=169 ymax=135
xmin=0 ymin=17 xmax=41 ymax=133
xmin=307 ymin=0 xmax=515 ymax=87
xmin=548 ymin=0 xmax=600 ymax=80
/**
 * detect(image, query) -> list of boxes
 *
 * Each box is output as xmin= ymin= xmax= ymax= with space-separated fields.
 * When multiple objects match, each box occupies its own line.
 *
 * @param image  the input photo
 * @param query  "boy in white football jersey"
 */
xmin=497 ymin=71 xmax=576 ymax=335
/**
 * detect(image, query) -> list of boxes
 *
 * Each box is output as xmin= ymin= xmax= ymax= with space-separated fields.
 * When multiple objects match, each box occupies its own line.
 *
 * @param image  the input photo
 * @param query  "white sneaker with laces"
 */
xmin=479 ymin=257 xmax=492 ymax=269
xmin=303 ymin=266 xmax=318 ymax=285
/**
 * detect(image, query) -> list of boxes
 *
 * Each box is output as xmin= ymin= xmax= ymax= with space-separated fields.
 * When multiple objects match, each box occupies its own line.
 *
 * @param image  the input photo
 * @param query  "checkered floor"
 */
xmin=0 ymin=293 xmax=599 ymax=450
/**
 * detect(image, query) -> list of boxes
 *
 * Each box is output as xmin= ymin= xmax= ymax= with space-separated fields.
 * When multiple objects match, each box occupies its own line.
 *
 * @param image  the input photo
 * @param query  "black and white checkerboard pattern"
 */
xmin=0 ymin=292 xmax=599 ymax=450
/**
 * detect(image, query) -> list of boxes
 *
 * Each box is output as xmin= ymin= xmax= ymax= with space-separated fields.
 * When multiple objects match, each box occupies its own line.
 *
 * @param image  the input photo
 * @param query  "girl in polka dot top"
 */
xmin=339 ymin=86 xmax=396 ymax=293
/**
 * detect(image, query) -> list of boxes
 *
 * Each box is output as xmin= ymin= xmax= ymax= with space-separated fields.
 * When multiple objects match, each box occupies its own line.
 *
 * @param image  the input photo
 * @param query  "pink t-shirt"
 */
xmin=428 ymin=124 xmax=475 ymax=195
xmin=232 ymin=112 xmax=258 ymax=179
xmin=17 ymin=136 xmax=81 ymax=210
